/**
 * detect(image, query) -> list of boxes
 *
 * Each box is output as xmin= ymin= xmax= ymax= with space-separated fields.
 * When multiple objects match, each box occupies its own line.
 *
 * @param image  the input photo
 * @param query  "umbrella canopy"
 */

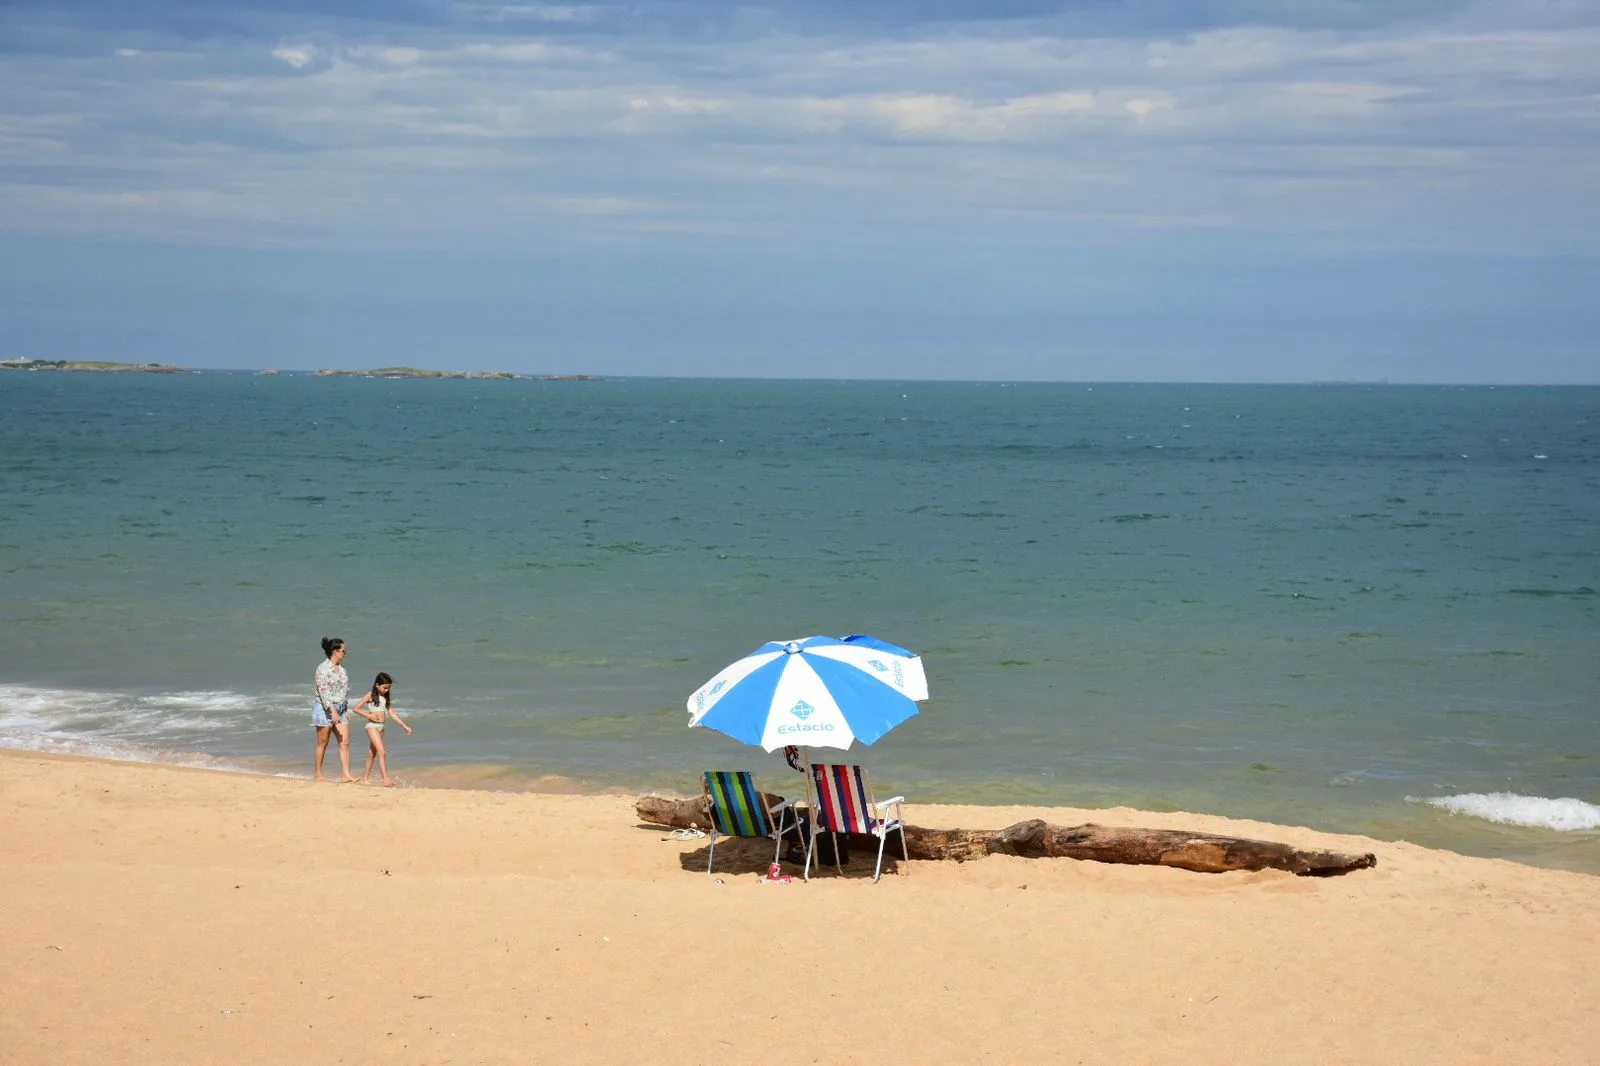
xmin=687 ymin=634 xmax=927 ymax=751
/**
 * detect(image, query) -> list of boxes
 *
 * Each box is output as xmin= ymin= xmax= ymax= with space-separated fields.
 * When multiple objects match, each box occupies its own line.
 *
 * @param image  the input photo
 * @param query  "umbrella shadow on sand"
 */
xmin=639 ymin=824 xmax=903 ymax=880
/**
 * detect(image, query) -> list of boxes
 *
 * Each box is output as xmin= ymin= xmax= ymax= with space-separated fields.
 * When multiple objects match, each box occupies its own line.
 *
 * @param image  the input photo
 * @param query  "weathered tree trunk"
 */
xmin=635 ymin=794 xmax=717 ymax=831
xmin=989 ymin=819 xmax=1376 ymax=876
xmin=637 ymin=796 xmax=1377 ymax=877
xmin=899 ymin=824 xmax=996 ymax=862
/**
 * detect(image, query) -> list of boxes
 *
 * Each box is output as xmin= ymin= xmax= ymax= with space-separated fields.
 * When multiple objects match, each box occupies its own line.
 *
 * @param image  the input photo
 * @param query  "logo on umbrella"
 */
xmin=789 ymin=700 xmax=815 ymax=720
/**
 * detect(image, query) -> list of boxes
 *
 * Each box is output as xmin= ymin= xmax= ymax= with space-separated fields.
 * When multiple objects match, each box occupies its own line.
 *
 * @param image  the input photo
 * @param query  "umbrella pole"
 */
xmin=800 ymin=746 xmax=818 ymax=878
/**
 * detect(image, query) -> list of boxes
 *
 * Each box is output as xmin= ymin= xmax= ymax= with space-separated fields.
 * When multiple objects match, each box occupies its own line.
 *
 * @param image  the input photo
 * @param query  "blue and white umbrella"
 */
xmin=686 ymin=634 xmax=928 ymax=751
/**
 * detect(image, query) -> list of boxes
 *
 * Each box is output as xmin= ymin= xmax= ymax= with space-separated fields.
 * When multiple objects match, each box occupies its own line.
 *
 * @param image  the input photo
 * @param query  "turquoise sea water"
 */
xmin=2 ymin=373 xmax=1597 ymax=870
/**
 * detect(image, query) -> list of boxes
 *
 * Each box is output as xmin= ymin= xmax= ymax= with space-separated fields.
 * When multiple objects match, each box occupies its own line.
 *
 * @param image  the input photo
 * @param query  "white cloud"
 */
xmin=557 ymin=195 xmax=644 ymax=214
xmin=46 ymin=190 xmax=159 ymax=208
xmin=458 ymin=3 xmax=602 ymax=23
xmin=453 ymin=41 xmax=598 ymax=63
xmin=270 ymin=44 xmax=319 ymax=70
xmin=788 ymin=90 xmax=1102 ymax=140
xmin=1145 ymin=28 xmax=1319 ymax=75
xmin=627 ymin=94 xmax=730 ymax=116
xmin=0 ymin=8 xmax=1597 ymax=255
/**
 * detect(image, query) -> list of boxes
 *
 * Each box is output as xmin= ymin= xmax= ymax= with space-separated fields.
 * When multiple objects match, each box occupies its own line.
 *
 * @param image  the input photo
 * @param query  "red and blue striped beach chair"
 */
xmin=805 ymin=763 xmax=907 ymax=883
xmin=702 ymin=770 xmax=798 ymax=877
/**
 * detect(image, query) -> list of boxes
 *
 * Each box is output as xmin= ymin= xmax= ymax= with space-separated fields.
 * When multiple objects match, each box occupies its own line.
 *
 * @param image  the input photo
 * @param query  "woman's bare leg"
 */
xmin=335 ymin=720 xmax=356 ymax=782
xmin=314 ymin=726 xmax=332 ymax=781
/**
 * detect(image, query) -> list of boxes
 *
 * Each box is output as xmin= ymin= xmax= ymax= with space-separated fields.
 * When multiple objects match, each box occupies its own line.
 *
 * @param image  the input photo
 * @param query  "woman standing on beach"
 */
xmin=350 ymin=671 xmax=412 ymax=787
xmin=313 ymin=637 xmax=356 ymax=783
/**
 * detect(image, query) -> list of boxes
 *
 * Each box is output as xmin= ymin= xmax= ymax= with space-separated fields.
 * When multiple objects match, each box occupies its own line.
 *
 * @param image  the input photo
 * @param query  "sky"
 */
xmin=0 ymin=0 xmax=1596 ymax=382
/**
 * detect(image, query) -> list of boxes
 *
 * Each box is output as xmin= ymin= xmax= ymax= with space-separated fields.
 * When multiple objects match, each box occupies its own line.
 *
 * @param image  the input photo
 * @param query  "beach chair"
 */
xmin=804 ymin=763 xmax=907 ymax=883
xmin=702 ymin=771 xmax=798 ymax=877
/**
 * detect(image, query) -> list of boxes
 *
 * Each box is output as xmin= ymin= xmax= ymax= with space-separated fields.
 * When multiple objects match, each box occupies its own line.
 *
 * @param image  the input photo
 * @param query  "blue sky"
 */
xmin=1 ymin=0 xmax=1596 ymax=381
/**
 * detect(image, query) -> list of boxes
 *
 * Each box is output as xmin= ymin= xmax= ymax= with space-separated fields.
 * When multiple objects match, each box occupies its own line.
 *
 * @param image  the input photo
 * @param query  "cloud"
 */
xmin=270 ymin=43 xmax=319 ymax=69
xmin=0 ymin=2 xmax=1595 ymax=256
xmin=450 ymin=40 xmax=604 ymax=62
xmin=48 ymin=189 xmax=160 ymax=208
xmin=557 ymin=195 xmax=644 ymax=213
xmin=456 ymin=3 xmax=605 ymax=23
xmin=788 ymin=89 xmax=1103 ymax=140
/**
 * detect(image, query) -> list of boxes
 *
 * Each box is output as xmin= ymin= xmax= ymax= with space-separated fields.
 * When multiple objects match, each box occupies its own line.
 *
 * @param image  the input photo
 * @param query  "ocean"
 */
xmin=2 ymin=373 xmax=1597 ymax=870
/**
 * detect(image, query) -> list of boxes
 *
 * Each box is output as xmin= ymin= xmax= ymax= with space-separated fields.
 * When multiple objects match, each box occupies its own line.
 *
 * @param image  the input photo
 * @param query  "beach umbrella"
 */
xmin=686 ymin=634 xmax=927 ymax=751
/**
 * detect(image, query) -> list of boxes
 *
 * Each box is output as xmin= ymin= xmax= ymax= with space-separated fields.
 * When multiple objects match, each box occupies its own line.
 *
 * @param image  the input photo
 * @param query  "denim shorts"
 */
xmin=312 ymin=700 xmax=346 ymax=728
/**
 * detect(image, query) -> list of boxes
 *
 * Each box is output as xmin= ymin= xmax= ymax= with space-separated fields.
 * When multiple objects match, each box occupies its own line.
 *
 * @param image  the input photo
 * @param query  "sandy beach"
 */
xmin=1 ymin=749 xmax=1595 ymax=1065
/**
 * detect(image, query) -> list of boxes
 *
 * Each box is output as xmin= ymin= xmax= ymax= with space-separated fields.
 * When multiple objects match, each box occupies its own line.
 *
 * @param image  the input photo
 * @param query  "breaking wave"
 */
xmin=1418 ymin=792 xmax=1600 ymax=831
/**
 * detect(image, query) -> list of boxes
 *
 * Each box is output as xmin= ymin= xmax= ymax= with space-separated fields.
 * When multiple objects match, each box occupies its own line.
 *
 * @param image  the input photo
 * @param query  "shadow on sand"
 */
xmin=636 ymin=824 xmax=902 ymax=880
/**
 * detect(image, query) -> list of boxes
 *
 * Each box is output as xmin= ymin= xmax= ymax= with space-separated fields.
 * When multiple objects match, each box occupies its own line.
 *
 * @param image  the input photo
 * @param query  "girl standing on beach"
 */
xmin=313 ymin=637 xmax=355 ymax=783
xmin=350 ymin=672 xmax=412 ymax=787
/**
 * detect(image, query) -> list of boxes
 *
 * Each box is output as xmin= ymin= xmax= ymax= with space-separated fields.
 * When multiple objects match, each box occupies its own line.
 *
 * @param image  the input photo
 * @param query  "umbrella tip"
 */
xmin=783 ymin=641 xmax=802 ymax=654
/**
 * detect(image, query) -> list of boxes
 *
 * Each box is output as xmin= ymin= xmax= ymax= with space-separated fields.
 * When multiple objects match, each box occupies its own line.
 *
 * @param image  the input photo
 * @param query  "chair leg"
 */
xmin=898 ymin=824 xmax=909 ymax=876
xmin=707 ymin=833 xmax=717 ymax=875
xmin=873 ymin=830 xmax=887 ymax=883
xmin=803 ymin=831 xmax=815 ymax=881
xmin=832 ymin=831 xmax=844 ymax=877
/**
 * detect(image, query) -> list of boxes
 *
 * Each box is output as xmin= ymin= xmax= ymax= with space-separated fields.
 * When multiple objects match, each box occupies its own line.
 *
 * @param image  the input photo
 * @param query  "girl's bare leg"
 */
xmin=313 ymin=726 xmax=332 ymax=781
xmin=362 ymin=732 xmax=377 ymax=783
xmin=372 ymin=730 xmax=393 ymax=786
xmin=335 ymin=720 xmax=356 ymax=782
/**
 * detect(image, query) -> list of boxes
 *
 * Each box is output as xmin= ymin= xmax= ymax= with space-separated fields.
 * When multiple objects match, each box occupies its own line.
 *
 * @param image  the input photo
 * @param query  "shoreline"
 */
xmin=7 ymin=745 xmax=1599 ymax=875
xmin=4 ymin=736 xmax=1597 ymax=875
xmin=2 ymin=747 xmax=1596 ymax=1064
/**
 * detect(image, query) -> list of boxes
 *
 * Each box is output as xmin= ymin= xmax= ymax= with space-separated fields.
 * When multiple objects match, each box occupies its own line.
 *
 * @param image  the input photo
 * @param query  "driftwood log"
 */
xmin=636 ymin=795 xmax=1377 ymax=877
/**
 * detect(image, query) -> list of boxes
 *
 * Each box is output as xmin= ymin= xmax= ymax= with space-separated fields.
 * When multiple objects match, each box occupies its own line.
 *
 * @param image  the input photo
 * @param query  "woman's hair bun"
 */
xmin=321 ymin=636 xmax=344 ymax=657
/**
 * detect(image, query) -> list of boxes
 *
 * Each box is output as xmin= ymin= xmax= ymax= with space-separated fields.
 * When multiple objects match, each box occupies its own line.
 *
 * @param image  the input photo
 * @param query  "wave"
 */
xmin=1417 ymin=792 xmax=1600 ymax=831
xmin=0 ymin=683 xmax=281 ymax=766
xmin=0 ymin=683 xmax=258 ymax=731
xmin=0 ymin=682 xmax=441 ymax=769
xmin=0 ymin=728 xmax=262 ymax=773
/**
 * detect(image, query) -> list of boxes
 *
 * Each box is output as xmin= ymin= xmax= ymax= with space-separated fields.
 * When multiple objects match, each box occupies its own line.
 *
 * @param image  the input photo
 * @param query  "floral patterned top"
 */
xmin=314 ymin=658 xmax=349 ymax=712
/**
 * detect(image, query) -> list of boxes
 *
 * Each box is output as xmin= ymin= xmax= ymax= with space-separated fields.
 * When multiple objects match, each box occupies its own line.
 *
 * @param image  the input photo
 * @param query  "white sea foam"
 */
xmin=0 ymin=679 xmax=446 ymax=780
xmin=0 ymin=683 xmax=443 ymax=752
xmin=0 ymin=683 xmax=311 ymax=766
xmin=1418 ymin=792 xmax=1600 ymax=831
xmin=0 ymin=727 xmax=236 ymax=769
xmin=0 ymin=684 xmax=282 ymax=733
xmin=0 ymin=683 xmax=315 ymax=772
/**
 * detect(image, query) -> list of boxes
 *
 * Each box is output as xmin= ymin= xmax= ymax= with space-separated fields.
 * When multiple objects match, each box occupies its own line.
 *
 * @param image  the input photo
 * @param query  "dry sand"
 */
xmin=2 ymin=748 xmax=1596 ymax=1065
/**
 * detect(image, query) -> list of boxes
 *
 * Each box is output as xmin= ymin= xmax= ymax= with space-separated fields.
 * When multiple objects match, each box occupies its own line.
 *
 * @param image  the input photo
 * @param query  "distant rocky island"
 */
xmin=311 ymin=367 xmax=594 ymax=381
xmin=0 ymin=358 xmax=187 ymax=374
xmin=0 ymin=358 xmax=594 ymax=380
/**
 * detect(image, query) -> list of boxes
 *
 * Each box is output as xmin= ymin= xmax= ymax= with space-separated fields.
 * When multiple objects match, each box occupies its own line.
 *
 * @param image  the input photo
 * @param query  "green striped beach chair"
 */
xmin=702 ymin=770 xmax=798 ymax=877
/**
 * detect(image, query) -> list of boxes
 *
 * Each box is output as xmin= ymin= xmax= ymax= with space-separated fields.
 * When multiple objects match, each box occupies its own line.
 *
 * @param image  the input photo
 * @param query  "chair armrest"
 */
xmin=768 ymin=798 xmax=796 ymax=814
xmin=878 ymin=796 xmax=905 ymax=808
